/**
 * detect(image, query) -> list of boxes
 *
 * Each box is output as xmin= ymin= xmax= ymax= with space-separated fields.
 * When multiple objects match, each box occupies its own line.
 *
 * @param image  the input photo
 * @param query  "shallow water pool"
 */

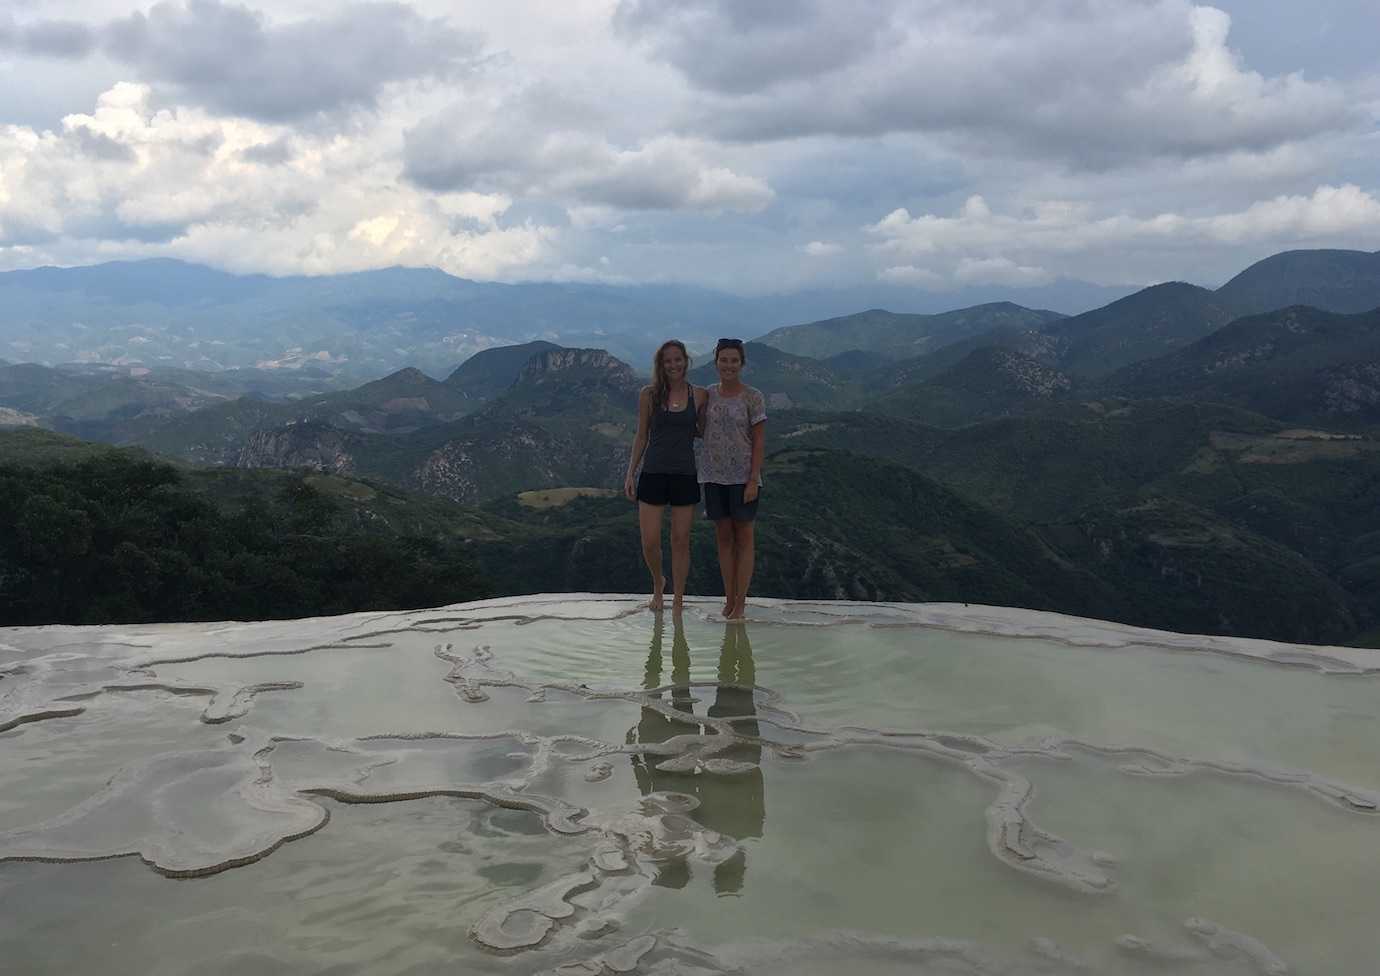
xmin=2 ymin=595 xmax=1378 ymax=974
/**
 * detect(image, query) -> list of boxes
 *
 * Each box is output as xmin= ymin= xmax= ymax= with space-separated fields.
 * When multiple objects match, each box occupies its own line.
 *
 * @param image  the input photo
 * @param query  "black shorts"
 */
xmin=637 ymin=471 xmax=701 ymax=507
xmin=703 ymin=482 xmax=759 ymax=522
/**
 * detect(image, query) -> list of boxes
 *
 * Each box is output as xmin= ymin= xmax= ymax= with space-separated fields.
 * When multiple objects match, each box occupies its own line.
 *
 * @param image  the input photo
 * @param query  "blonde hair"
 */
xmin=650 ymin=339 xmax=690 ymax=408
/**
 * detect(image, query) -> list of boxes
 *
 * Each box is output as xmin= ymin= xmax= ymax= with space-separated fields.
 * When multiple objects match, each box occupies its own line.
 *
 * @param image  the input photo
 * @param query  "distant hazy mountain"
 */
xmin=0 ymin=259 xmax=726 ymax=377
xmin=766 ymin=249 xmax=1380 ymax=388
xmin=688 ymin=341 xmax=856 ymax=409
xmin=1107 ymin=306 xmax=1380 ymax=427
xmin=120 ymin=365 xmax=473 ymax=464
xmin=444 ymin=340 xmax=562 ymax=401
xmin=5 ymin=247 xmax=1375 ymax=388
xmin=1039 ymin=282 xmax=1238 ymax=377
xmin=0 ymin=361 xmax=236 ymax=440
xmin=0 ymin=259 xmax=1122 ymax=380
xmin=753 ymin=303 xmax=1064 ymax=360
xmin=1216 ymin=249 xmax=1380 ymax=316
xmin=0 ymin=361 xmax=342 ymax=432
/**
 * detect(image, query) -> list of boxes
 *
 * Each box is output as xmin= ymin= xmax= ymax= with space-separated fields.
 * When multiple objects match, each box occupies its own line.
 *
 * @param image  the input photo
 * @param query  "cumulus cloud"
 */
xmin=5 ymin=1 xmax=482 ymax=121
xmin=0 ymin=83 xmax=558 ymax=279
xmin=954 ymin=257 xmax=1053 ymax=287
xmin=867 ymin=185 xmax=1380 ymax=285
xmin=629 ymin=0 xmax=1357 ymax=166
xmin=404 ymin=95 xmax=773 ymax=215
xmin=877 ymin=265 xmax=946 ymax=288
xmin=1 ymin=1 xmax=1377 ymax=293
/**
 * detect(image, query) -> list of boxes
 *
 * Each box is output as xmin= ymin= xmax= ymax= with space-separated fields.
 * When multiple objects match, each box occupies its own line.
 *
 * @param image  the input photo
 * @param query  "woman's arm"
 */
xmin=693 ymin=387 xmax=708 ymax=437
xmin=744 ymin=419 xmax=766 ymax=501
xmin=625 ymin=387 xmax=653 ymax=500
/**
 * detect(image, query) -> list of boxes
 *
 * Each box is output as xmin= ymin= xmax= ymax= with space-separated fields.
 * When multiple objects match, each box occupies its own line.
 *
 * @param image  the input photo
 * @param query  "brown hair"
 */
xmin=714 ymin=338 xmax=747 ymax=364
xmin=650 ymin=339 xmax=690 ymax=408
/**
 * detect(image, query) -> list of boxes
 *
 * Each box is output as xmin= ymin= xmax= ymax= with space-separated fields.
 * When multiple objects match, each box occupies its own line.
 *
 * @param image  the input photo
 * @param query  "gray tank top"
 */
xmin=641 ymin=386 xmax=697 ymax=476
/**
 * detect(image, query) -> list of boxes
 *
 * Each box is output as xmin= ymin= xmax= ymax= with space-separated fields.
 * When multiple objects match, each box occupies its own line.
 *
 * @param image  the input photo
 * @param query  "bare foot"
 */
xmin=649 ymin=590 xmax=664 ymax=611
xmin=721 ymin=599 xmax=734 ymax=618
xmin=727 ymin=599 xmax=747 ymax=621
xmin=672 ymin=596 xmax=685 ymax=613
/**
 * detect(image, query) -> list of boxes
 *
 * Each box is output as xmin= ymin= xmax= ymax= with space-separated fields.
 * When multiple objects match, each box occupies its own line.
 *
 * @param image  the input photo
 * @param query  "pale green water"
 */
xmin=2 ymin=596 xmax=1378 ymax=974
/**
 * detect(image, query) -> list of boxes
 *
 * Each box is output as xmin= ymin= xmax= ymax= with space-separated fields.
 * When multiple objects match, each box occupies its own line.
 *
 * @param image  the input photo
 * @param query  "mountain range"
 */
xmin=763 ymin=249 xmax=1379 ymax=382
xmin=0 ymin=258 xmax=1130 ymax=379
xmin=3 ymin=246 xmax=1380 ymax=645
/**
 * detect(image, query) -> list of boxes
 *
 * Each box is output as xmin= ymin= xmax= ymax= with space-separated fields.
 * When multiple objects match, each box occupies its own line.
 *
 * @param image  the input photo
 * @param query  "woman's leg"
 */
xmin=728 ymin=519 xmax=755 ymax=619
xmin=669 ymin=504 xmax=694 ymax=611
xmin=714 ymin=517 xmax=737 ymax=617
xmin=638 ymin=501 xmax=666 ymax=610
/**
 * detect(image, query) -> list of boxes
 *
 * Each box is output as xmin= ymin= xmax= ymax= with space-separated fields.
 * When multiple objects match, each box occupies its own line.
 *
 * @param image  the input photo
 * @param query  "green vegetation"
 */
xmin=776 ymin=401 xmax=1380 ymax=644
xmin=445 ymin=340 xmax=561 ymax=400
xmin=868 ymin=347 xmax=1075 ymax=426
xmin=1042 ymin=282 xmax=1237 ymax=377
xmin=6 ymin=248 xmax=1380 ymax=642
xmin=1107 ymin=306 xmax=1380 ymax=429
xmin=688 ymin=342 xmax=859 ymax=409
xmin=0 ymin=430 xmax=488 ymax=626
xmin=467 ymin=448 xmax=1119 ymax=615
xmin=518 ymin=487 xmax=619 ymax=508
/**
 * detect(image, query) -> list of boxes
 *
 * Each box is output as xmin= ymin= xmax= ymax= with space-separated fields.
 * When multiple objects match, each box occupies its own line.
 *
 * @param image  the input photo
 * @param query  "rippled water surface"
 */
xmin=2 ymin=595 xmax=1378 ymax=974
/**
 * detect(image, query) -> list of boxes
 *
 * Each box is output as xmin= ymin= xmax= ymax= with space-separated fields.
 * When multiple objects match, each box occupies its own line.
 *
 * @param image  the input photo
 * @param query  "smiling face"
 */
xmin=715 ymin=346 xmax=743 ymax=383
xmin=660 ymin=344 xmax=687 ymax=380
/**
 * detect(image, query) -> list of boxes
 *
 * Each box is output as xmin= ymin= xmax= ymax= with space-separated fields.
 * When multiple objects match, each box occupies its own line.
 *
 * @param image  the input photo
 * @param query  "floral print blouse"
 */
xmin=697 ymin=383 xmax=767 ymax=485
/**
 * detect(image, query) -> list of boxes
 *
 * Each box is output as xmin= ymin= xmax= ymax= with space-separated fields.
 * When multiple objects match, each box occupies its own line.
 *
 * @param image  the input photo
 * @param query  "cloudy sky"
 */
xmin=1 ymin=0 xmax=1377 ymax=295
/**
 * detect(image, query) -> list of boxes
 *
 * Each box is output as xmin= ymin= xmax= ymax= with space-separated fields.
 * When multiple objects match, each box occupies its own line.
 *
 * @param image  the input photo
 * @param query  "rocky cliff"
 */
xmin=236 ymin=420 xmax=358 ymax=475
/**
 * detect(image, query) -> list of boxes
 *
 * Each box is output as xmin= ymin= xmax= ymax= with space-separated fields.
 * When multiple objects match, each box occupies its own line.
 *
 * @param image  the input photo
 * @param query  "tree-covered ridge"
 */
xmin=1106 ymin=306 xmax=1380 ymax=428
xmin=687 ymin=342 xmax=860 ymax=409
xmin=0 ymin=430 xmax=488 ymax=626
xmin=753 ymin=303 xmax=1064 ymax=361
xmin=4 ymin=420 xmax=1376 ymax=645
xmin=1216 ymin=249 xmax=1380 ymax=316
xmin=774 ymin=401 xmax=1380 ymax=644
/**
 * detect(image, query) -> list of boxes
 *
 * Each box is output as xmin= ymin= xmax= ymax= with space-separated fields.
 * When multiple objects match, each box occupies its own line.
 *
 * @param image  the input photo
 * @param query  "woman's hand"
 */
xmin=743 ymin=481 xmax=759 ymax=503
xmin=624 ymin=473 xmax=637 ymax=501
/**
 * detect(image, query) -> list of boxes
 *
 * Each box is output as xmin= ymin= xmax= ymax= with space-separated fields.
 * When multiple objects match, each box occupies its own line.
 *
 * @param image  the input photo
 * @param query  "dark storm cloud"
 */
xmin=613 ymin=0 xmax=899 ymax=93
xmin=621 ymin=0 xmax=1360 ymax=166
xmin=5 ymin=1 xmax=482 ymax=122
xmin=0 ymin=18 xmax=97 ymax=57
xmin=101 ymin=0 xmax=483 ymax=120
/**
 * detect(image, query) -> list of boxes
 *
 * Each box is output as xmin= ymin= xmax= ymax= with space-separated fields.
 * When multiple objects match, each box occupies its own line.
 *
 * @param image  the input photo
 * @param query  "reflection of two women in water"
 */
xmin=626 ymin=615 xmax=765 ymax=895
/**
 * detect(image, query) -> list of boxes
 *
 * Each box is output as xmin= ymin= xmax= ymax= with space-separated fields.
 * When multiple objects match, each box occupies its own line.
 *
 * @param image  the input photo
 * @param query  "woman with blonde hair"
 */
xmin=624 ymin=339 xmax=708 ymax=611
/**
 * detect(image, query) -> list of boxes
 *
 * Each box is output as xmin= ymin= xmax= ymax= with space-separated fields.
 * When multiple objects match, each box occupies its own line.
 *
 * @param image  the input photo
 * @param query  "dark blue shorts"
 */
xmin=703 ymin=482 xmax=759 ymax=522
xmin=637 ymin=471 xmax=701 ymax=507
